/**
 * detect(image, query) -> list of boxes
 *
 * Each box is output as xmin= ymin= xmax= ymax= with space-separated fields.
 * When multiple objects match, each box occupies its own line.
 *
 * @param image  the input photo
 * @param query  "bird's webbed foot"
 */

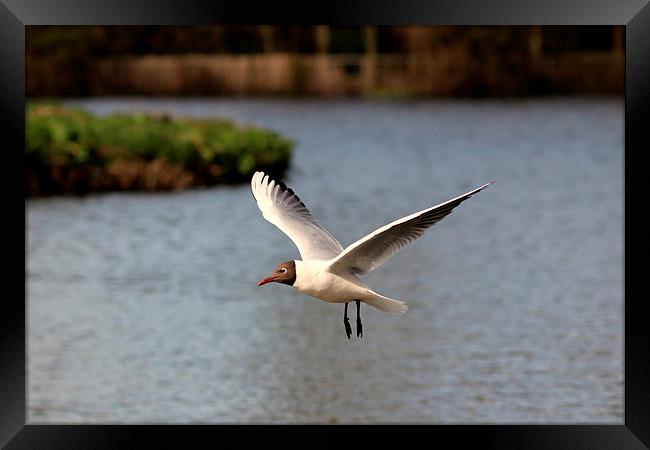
xmin=355 ymin=300 xmax=363 ymax=338
xmin=343 ymin=302 xmax=352 ymax=339
xmin=344 ymin=316 xmax=352 ymax=339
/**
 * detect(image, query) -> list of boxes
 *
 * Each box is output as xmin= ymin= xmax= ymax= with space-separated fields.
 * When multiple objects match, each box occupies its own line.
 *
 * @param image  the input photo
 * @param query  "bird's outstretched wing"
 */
xmin=251 ymin=171 xmax=343 ymax=260
xmin=327 ymin=182 xmax=493 ymax=276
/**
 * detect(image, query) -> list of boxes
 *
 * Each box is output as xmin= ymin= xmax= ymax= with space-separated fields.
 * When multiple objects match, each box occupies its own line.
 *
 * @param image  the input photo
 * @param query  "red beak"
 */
xmin=257 ymin=276 xmax=274 ymax=286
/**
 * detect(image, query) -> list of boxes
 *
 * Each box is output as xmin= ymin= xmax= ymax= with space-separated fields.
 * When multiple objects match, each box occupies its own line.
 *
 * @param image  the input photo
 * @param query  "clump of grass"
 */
xmin=26 ymin=103 xmax=294 ymax=195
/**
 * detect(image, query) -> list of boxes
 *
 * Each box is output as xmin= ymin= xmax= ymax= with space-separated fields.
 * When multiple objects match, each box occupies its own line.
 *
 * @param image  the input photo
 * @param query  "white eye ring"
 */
xmin=280 ymin=268 xmax=287 ymax=274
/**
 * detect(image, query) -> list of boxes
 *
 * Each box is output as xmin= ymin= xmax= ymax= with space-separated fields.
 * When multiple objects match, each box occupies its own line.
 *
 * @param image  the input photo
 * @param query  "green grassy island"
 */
xmin=26 ymin=103 xmax=294 ymax=195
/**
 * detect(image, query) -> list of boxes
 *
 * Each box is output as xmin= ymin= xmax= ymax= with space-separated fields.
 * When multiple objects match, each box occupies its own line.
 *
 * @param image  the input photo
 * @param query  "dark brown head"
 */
xmin=257 ymin=260 xmax=296 ymax=287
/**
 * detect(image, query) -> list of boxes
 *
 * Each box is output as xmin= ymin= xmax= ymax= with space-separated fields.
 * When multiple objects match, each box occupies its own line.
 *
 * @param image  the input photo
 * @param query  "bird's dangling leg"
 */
xmin=343 ymin=302 xmax=352 ymax=339
xmin=355 ymin=300 xmax=363 ymax=338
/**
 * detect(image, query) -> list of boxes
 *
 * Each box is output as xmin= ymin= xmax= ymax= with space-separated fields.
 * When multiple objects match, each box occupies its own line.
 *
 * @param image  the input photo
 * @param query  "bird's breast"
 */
xmin=293 ymin=260 xmax=368 ymax=303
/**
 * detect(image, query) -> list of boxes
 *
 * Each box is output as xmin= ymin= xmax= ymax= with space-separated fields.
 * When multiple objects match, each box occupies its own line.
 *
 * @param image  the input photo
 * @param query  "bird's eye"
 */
xmin=280 ymin=268 xmax=287 ymax=274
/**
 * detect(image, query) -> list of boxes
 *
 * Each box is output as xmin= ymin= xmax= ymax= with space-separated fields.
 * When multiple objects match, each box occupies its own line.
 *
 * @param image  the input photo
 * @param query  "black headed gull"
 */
xmin=252 ymin=171 xmax=492 ymax=339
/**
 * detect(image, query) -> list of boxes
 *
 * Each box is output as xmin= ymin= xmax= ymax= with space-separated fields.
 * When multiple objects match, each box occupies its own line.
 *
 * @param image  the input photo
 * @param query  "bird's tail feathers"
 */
xmin=363 ymin=291 xmax=408 ymax=315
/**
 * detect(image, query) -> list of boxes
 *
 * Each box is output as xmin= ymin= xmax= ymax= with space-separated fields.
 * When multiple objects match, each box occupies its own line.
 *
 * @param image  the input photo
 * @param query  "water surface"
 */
xmin=28 ymin=98 xmax=623 ymax=423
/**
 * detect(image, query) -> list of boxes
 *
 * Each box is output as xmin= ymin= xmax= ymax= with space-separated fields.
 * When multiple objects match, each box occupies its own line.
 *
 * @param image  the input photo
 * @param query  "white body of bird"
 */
xmin=292 ymin=259 xmax=407 ymax=313
xmin=293 ymin=259 xmax=368 ymax=303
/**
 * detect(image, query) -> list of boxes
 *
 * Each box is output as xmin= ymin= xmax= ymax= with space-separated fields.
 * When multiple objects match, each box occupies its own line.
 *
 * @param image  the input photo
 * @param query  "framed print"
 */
xmin=2 ymin=0 xmax=649 ymax=448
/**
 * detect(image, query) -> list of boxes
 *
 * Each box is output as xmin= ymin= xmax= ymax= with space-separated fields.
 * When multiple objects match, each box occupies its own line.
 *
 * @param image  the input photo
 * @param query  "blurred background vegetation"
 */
xmin=27 ymin=26 xmax=623 ymax=98
xmin=26 ymin=26 xmax=623 ymax=195
xmin=26 ymin=103 xmax=292 ymax=195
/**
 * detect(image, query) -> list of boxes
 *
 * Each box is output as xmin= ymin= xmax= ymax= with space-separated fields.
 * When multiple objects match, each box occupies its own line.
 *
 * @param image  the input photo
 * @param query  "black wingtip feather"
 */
xmin=275 ymin=179 xmax=307 ymax=209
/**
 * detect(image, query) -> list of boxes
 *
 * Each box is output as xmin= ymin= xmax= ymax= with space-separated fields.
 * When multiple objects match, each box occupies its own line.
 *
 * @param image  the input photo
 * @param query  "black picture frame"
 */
xmin=2 ymin=1 xmax=648 ymax=448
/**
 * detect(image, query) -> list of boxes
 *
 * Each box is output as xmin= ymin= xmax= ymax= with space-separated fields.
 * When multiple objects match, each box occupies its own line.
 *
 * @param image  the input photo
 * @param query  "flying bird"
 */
xmin=251 ymin=171 xmax=493 ymax=339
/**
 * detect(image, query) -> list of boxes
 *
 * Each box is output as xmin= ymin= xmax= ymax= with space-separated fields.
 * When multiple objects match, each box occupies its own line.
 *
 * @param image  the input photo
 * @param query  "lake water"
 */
xmin=27 ymin=97 xmax=623 ymax=423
